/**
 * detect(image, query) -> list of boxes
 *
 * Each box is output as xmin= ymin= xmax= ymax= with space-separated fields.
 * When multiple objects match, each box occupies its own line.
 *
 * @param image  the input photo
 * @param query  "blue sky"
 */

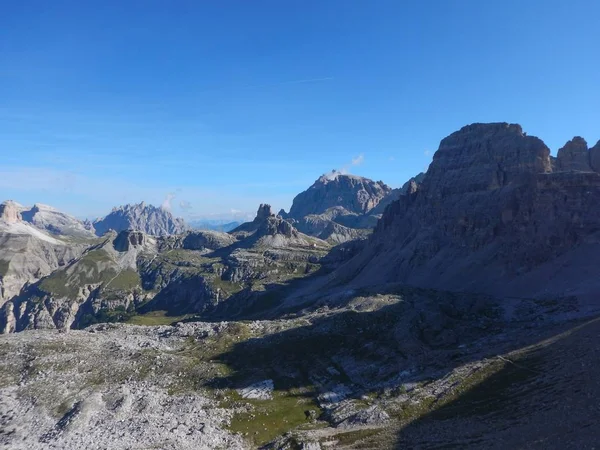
xmin=1 ymin=0 xmax=599 ymax=220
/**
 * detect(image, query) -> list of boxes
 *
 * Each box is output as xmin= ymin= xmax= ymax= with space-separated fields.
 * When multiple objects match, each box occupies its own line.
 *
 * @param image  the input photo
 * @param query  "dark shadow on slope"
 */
xmin=387 ymin=316 xmax=600 ymax=450
xmin=204 ymin=289 xmax=576 ymax=407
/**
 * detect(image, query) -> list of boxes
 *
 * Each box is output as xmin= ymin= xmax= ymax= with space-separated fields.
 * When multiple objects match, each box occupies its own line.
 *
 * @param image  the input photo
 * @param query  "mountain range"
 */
xmin=2 ymin=122 xmax=600 ymax=449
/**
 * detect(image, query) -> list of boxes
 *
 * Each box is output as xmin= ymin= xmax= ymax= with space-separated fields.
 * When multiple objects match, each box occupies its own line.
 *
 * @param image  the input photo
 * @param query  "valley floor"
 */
xmin=1 ymin=288 xmax=599 ymax=449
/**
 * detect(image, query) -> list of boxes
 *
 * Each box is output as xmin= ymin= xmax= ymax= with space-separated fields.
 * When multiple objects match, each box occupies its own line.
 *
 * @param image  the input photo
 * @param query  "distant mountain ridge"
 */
xmin=93 ymin=202 xmax=187 ymax=237
xmin=284 ymin=170 xmax=393 ymax=219
xmin=188 ymin=219 xmax=243 ymax=232
xmin=331 ymin=122 xmax=600 ymax=301
xmin=279 ymin=171 xmax=419 ymax=243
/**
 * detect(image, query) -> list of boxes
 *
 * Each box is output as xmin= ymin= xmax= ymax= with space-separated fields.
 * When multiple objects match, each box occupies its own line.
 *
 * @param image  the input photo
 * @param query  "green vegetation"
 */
xmin=209 ymin=276 xmax=244 ymax=295
xmin=333 ymin=428 xmax=384 ymax=446
xmin=126 ymin=310 xmax=191 ymax=326
xmin=227 ymin=391 xmax=322 ymax=447
xmin=156 ymin=249 xmax=219 ymax=268
xmin=80 ymin=249 xmax=112 ymax=263
xmin=39 ymin=249 xmax=117 ymax=297
xmin=106 ymin=269 xmax=141 ymax=290
xmin=78 ymin=306 xmax=135 ymax=328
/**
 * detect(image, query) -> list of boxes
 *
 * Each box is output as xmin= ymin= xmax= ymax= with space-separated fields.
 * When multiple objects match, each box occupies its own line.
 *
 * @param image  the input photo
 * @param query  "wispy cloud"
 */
xmin=179 ymin=200 xmax=192 ymax=211
xmin=328 ymin=153 xmax=366 ymax=177
xmin=351 ymin=154 xmax=365 ymax=166
xmin=161 ymin=193 xmax=176 ymax=211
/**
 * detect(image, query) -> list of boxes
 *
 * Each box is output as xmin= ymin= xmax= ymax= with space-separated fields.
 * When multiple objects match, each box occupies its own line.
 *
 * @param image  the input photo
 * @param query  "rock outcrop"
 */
xmin=2 ymin=202 xmax=331 ymax=332
xmin=280 ymin=174 xmax=398 ymax=243
xmin=113 ymin=230 xmax=146 ymax=252
xmin=0 ymin=201 xmax=22 ymax=223
xmin=335 ymin=123 xmax=600 ymax=301
xmin=0 ymin=204 xmax=90 ymax=305
xmin=556 ymin=136 xmax=592 ymax=172
xmin=590 ymin=140 xmax=600 ymax=172
xmin=369 ymin=173 xmax=425 ymax=216
xmin=231 ymin=204 xmax=323 ymax=247
xmin=20 ymin=203 xmax=95 ymax=238
xmin=93 ymin=202 xmax=187 ymax=237
xmin=286 ymin=172 xmax=392 ymax=219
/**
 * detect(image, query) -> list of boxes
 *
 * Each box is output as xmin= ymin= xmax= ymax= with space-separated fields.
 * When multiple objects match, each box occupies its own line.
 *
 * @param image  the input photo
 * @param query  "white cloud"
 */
xmin=161 ymin=193 xmax=176 ymax=211
xmin=424 ymin=150 xmax=432 ymax=157
xmin=351 ymin=154 xmax=364 ymax=166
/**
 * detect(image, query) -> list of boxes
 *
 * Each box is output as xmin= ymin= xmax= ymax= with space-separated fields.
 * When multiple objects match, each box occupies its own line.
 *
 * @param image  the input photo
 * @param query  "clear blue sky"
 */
xmin=1 ymin=0 xmax=599 ymax=220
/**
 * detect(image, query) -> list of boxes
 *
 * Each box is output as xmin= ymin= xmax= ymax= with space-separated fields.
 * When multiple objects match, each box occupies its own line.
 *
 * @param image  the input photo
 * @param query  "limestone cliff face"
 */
xmin=0 ymin=202 xmax=89 ymax=305
xmin=0 ymin=201 xmax=22 ymax=223
xmin=2 ymin=205 xmax=331 ymax=332
xmin=20 ymin=203 xmax=95 ymax=238
xmin=93 ymin=202 xmax=187 ymax=237
xmin=557 ymin=137 xmax=592 ymax=172
xmin=287 ymin=173 xmax=392 ymax=219
xmin=337 ymin=123 xmax=600 ymax=300
xmin=589 ymin=140 xmax=600 ymax=172
xmin=280 ymin=174 xmax=397 ymax=243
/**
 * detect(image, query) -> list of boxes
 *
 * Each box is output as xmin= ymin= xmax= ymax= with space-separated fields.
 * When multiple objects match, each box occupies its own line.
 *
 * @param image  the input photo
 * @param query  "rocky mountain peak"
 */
xmin=286 ymin=173 xmax=392 ymax=219
xmin=93 ymin=202 xmax=187 ymax=237
xmin=345 ymin=122 xmax=600 ymax=301
xmin=0 ymin=201 xmax=22 ymax=223
xmin=557 ymin=136 xmax=592 ymax=172
xmin=422 ymin=122 xmax=551 ymax=197
xmin=17 ymin=203 xmax=95 ymax=237
xmin=256 ymin=204 xmax=274 ymax=221
xmin=231 ymin=203 xmax=300 ymax=240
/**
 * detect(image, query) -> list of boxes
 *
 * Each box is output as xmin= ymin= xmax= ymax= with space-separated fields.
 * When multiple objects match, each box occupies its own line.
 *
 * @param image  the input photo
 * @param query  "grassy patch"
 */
xmin=106 ymin=269 xmax=141 ymax=290
xmin=126 ymin=310 xmax=191 ymax=326
xmin=332 ymin=428 xmax=384 ymax=446
xmin=209 ymin=276 xmax=244 ymax=295
xmin=227 ymin=391 xmax=322 ymax=447
xmin=81 ymin=249 xmax=113 ymax=263
xmin=78 ymin=306 xmax=134 ymax=328
xmin=39 ymin=249 xmax=117 ymax=297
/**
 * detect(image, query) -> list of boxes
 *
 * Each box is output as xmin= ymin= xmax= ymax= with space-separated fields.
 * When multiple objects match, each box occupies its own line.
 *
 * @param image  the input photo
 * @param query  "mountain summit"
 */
xmin=337 ymin=122 xmax=600 ymax=300
xmin=284 ymin=171 xmax=393 ymax=219
xmin=278 ymin=172 xmax=398 ymax=243
xmin=93 ymin=202 xmax=187 ymax=237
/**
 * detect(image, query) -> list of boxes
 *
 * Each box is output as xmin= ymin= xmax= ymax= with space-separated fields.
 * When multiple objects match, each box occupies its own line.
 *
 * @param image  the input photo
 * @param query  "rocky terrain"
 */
xmin=93 ymin=202 xmax=188 ymax=237
xmin=331 ymin=123 xmax=600 ymax=302
xmin=2 ymin=122 xmax=600 ymax=449
xmin=0 ymin=201 xmax=93 ymax=305
xmin=280 ymin=172 xmax=409 ymax=243
xmin=18 ymin=203 xmax=95 ymax=238
xmin=0 ymin=204 xmax=332 ymax=333
xmin=0 ymin=286 xmax=595 ymax=449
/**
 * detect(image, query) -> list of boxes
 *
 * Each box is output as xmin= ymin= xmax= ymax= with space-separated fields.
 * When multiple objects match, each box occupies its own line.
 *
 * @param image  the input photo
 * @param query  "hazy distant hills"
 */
xmin=188 ymin=219 xmax=243 ymax=232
